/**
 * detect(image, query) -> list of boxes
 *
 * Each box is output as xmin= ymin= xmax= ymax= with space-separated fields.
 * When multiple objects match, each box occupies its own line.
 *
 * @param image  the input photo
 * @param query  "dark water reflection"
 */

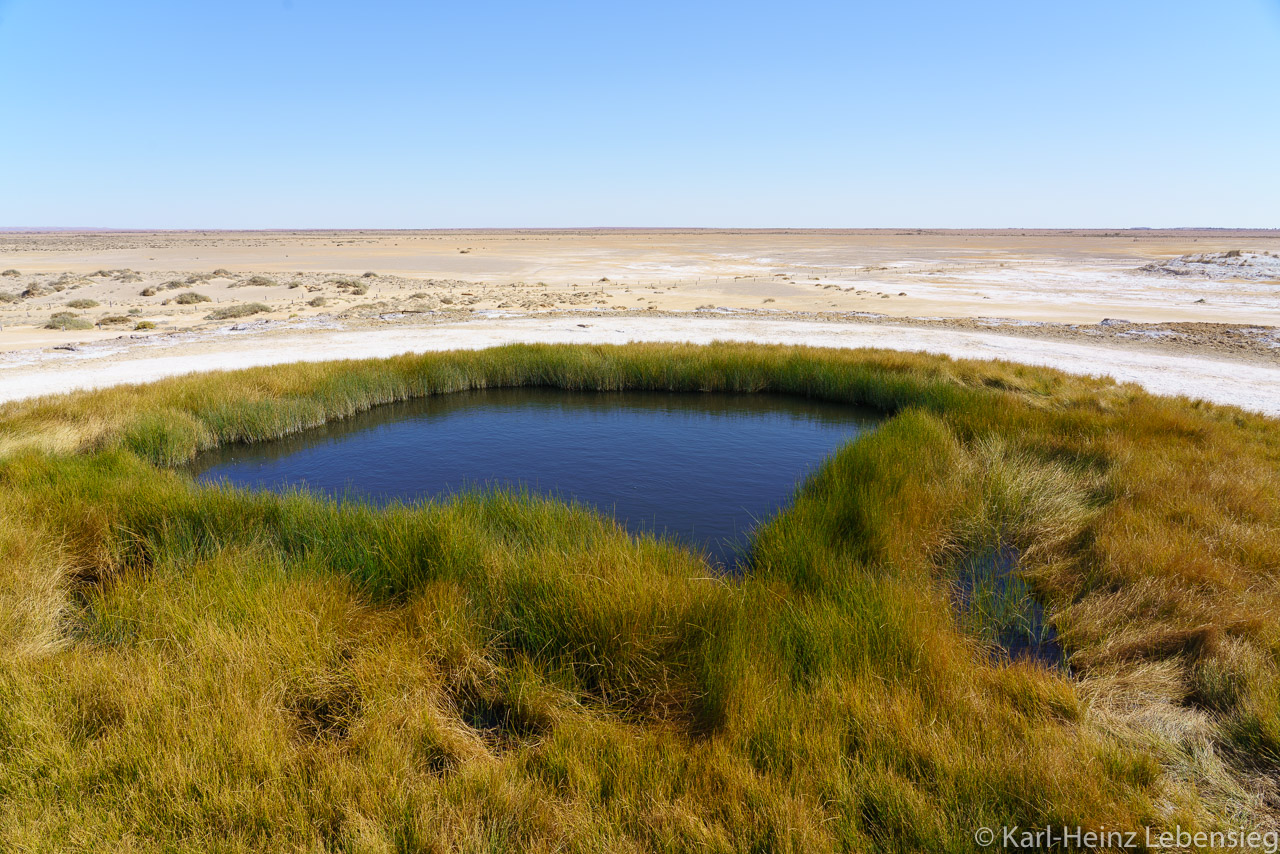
xmin=188 ymin=388 xmax=880 ymax=567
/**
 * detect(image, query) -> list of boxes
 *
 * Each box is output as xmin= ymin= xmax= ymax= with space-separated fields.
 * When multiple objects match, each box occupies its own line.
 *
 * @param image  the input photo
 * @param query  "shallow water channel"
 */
xmin=189 ymin=388 xmax=880 ymax=568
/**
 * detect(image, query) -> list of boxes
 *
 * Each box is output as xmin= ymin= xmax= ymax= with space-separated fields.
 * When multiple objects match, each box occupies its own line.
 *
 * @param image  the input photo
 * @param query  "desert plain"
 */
xmin=1 ymin=228 xmax=1278 ymax=411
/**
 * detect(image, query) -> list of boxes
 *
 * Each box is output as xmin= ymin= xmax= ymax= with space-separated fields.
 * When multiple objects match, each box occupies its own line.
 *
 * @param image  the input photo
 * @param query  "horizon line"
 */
xmin=3 ymin=226 xmax=1279 ymax=234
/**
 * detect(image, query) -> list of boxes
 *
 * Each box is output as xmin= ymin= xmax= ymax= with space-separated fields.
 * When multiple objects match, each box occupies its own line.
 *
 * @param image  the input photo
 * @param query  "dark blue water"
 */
xmin=189 ymin=389 xmax=879 ymax=567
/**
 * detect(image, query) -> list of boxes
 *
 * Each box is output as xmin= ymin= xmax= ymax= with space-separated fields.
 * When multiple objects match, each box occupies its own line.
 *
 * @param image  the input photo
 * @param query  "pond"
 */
xmin=189 ymin=388 xmax=880 ymax=568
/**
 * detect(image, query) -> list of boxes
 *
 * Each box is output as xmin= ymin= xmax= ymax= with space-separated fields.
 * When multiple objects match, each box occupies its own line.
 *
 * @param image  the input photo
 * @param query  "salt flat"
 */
xmin=1 ymin=228 xmax=1276 ymax=412
xmin=2 ymin=314 xmax=1277 ymax=416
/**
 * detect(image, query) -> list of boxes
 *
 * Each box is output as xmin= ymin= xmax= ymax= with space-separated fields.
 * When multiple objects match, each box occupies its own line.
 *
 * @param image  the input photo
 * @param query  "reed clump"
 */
xmin=0 ymin=342 xmax=1277 ymax=850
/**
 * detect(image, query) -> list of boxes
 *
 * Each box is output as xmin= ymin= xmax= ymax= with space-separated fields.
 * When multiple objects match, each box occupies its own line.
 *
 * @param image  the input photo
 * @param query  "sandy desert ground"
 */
xmin=1 ymin=228 xmax=1277 ymax=411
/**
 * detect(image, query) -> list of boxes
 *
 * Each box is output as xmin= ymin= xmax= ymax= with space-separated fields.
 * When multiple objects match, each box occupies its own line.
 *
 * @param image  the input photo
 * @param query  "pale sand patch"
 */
xmin=3 ymin=228 xmax=1279 ymax=330
xmin=1 ymin=315 xmax=1277 ymax=416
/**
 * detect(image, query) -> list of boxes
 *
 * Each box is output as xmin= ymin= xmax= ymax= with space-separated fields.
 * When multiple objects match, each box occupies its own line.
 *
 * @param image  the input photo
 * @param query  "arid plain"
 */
xmin=2 ymin=228 xmax=1278 ymax=410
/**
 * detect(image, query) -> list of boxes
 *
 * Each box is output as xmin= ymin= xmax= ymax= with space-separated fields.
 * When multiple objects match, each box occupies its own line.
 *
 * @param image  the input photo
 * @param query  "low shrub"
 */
xmin=44 ymin=311 xmax=93 ymax=330
xmin=207 ymin=302 xmax=270 ymax=321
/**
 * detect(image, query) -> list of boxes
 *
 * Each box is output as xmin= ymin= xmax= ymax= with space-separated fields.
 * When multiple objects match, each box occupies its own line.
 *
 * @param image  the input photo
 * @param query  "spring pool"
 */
xmin=189 ymin=388 xmax=880 ymax=567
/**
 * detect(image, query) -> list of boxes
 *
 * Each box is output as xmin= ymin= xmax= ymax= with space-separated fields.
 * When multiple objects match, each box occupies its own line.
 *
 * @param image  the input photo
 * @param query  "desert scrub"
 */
xmin=134 ymin=320 xmax=157 ymax=330
xmin=307 ymin=296 xmax=327 ymax=307
xmin=329 ymin=278 xmax=369 ymax=295
xmin=43 ymin=311 xmax=93 ymax=330
xmin=1 ymin=268 xmax=20 ymax=277
xmin=173 ymin=292 xmax=211 ymax=305
xmin=207 ymin=302 xmax=269 ymax=320
xmin=0 ymin=343 xmax=1278 ymax=850
xmin=0 ymin=291 xmax=18 ymax=304
xmin=234 ymin=275 xmax=276 ymax=288
xmin=65 ymin=298 xmax=99 ymax=309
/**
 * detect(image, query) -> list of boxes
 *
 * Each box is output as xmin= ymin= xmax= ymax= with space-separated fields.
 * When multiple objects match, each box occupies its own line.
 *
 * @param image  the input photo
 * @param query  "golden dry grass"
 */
xmin=0 ymin=342 xmax=1277 ymax=850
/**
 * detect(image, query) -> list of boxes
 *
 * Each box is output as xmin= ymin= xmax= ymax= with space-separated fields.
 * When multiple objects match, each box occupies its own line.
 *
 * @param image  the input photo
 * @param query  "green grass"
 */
xmin=0 ymin=342 xmax=1277 ymax=851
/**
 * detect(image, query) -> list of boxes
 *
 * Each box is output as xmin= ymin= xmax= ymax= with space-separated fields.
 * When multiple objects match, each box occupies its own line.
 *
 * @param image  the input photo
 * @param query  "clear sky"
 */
xmin=1 ymin=0 xmax=1278 ymax=228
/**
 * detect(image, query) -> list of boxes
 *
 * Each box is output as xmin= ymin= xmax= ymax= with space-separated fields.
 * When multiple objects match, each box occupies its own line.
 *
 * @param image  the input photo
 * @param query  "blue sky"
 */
xmin=1 ymin=0 xmax=1277 ymax=228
